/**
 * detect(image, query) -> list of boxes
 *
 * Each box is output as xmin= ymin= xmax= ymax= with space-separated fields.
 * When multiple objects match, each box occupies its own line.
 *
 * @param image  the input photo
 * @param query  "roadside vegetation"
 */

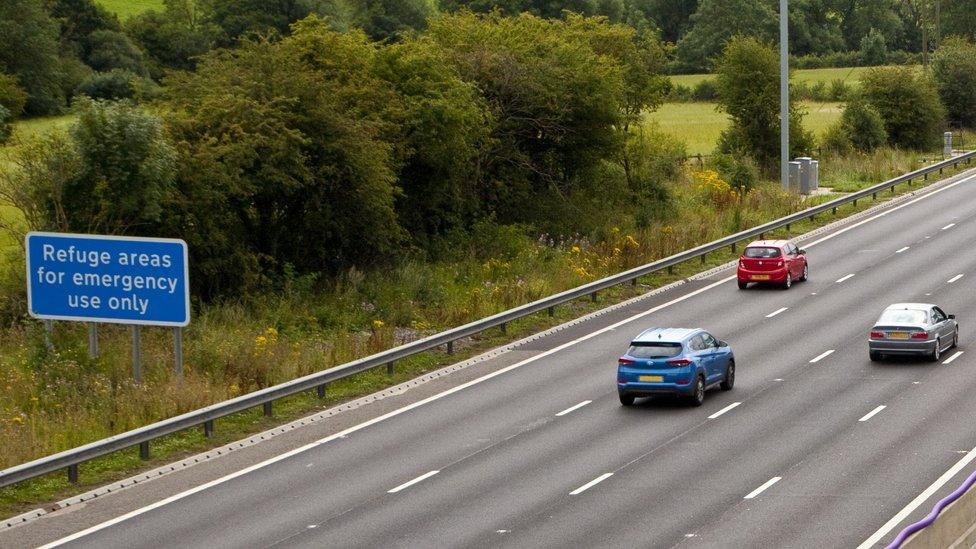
xmin=2 ymin=0 xmax=976 ymax=516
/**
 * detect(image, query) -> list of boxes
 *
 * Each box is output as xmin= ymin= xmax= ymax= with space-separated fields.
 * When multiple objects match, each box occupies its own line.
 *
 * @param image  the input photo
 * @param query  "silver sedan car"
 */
xmin=869 ymin=303 xmax=958 ymax=361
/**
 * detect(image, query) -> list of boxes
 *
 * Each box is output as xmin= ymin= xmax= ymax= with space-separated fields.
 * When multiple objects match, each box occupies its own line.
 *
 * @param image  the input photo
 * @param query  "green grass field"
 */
xmin=646 ymin=101 xmax=843 ymax=155
xmin=95 ymin=0 xmax=164 ymax=19
xmin=670 ymin=66 xmax=882 ymax=90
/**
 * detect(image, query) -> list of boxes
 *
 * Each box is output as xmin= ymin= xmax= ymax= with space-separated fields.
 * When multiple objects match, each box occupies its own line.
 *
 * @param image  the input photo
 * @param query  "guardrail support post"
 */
xmin=785 ymin=223 xmax=790 ymax=232
xmin=631 ymin=277 xmax=638 ymax=287
xmin=591 ymin=292 xmax=597 ymax=302
xmin=890 ymin=185 xmax=895 ymax=194
xmin=547 ymin=306 xmax=554 ymax=317
xmin=667 ymin=265 xmax=673 ymax=275
xmin=924 ymin=173 xmax=928 ymax=180
xmin=853 ymin=199 xmax=857 ymax=207
xmin=832 ymin=207 xmax=837 ymax=215
xmin=446 ymin=340 xmax=454 ymax=354
xmin=872 ymin=192 xmax=877 ymax=200
xmin=387 ymin=361 xmax=394 ymax=376
xmin=939 ymin=166 xmax=943 ymax=174
xmin=204 ymin=420 xmax=214 ymax=438
xmin=263 ymin=402 xmax=273 ymax=417
xmin=730 ymin=242 xmax=736 ymax=253
xmin=500 ymin=322 xmax=506 ymax=334
xmin=139 ymin=441 xmax=150 ymax=460
xmin=88 ymin=323 xmax=98 ymax=358
xmin=316 ymin=384 xmax=326 ymax=398
xmin=907 ymin=178 xmax=912 ymax=186
xmin=700 ymin=254 xmax=706 ymax=265
xmin=67 ymin=464 xmax=78 ymax=484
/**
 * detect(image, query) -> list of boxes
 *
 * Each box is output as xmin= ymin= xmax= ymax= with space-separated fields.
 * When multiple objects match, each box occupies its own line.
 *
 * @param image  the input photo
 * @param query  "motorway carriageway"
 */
xmin=6 ymin=170 xmax=976 ymax=548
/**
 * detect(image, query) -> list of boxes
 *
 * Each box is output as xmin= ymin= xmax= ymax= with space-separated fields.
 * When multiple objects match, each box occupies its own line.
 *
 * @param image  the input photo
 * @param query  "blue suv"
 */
xmin=617 ymin=328 xmax=735 ymax=407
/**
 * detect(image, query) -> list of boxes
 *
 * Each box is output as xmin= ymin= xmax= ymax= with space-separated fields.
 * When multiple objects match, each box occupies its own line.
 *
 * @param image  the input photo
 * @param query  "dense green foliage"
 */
xmin=931 ymin=37 xmax=976 ymax=129
xmin=675 ymin=0 xmax=775 ymax=72
xmin=0 ymin=0 xmax=66 ymax=114
xmin=842 ymin=96 xmax=887 ymax=151
xmin=0 ymin=73 xmax=28 ymax=117
xmin=860 ymin=65 xmax=945 ymax=149
xmin=715 ymin=37 xmax=811 ymax=168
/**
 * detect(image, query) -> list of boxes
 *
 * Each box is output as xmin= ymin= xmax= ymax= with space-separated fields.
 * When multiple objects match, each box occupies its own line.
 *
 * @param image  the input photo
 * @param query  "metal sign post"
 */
xmin=174 ymin=327 xmax=183 ymax=379
xmin=88 ymin=323 xmax=98 ymax=358
xmin=132 ymin=325 xmax=142 ymax=384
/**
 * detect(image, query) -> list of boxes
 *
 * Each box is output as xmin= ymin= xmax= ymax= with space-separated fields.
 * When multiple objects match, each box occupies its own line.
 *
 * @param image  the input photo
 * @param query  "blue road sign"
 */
xmin=26 ymin=232 xmax=190 ymax=326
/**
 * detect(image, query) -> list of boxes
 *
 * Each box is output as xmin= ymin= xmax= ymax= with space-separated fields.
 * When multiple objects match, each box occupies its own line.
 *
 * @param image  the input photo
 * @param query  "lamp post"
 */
xmin=780 ymin=0 xmax=789 ymax=190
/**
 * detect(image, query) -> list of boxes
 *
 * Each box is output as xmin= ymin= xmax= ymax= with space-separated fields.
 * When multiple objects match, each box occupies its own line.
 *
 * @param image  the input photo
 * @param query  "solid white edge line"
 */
xmin=948 ymin=274 xmax=964 ymax=284
xmin=857 ymin=444 xmax=976 ymax=549
xmin=942 ymin=223 xmax=956 ymax=230
xmin=943 ymin=351 xmax=964 ymax=365
xmin=766 ymin=307 xmax=789 ymax=318
xmin=387 ymin=470 xmax=440 ymax=494
xmin=708 ymin=402 xmax=741 ymax=419
xmin=743 ymin=477 xmax=781 ymax=499
xmin=809 ymin=349 xmax=835 ymax=363
xmin=836 ymin=274 xmax=855 ymax=283
xmin=569 ymin=473 xmax=613 ymax=495
xmin=896 ymin=246 xmax=910 ymax=253
xmin=858 ymin=405 xmax=887 ymax=422
xmin=41 ymin=170 xmax=976 ymax=548
xmin=555 ymin=400 xmax=592 ymax=417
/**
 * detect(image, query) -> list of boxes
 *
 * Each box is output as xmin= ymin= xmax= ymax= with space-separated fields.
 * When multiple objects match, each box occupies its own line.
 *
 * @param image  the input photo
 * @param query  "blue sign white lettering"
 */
xmin=26 ymin=232 xmax=190 ymax=326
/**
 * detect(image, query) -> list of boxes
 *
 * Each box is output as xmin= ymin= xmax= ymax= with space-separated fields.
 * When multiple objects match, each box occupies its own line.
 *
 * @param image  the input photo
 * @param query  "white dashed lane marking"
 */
xmin=708 ymin=402 xmax=741 ymax=419
xmin=943 ymin=351 xmax=963 ymax=365
xmin=766 ymin=307 xmax=789 ymax=318
xmin=570 ymin=473 xmax=613 ymax=495
xmin=744 ymin=477 xmax=781 ymax=499
xmin=388 ymin=470 xmax=439 ymax=494
xmin=858 ymin=405 xmax=886 ymax=422
xmin=809 ymin=350 xmax=835 ymax=363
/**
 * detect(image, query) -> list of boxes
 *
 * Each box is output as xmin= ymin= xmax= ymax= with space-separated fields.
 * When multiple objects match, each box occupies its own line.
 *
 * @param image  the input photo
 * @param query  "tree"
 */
xmin=860 ymin=65 xmax=945 ymax=149
xmin=49 ymin=0 xmax=121 ymax=58
xmin=859 ymin=27 xmax=887 ymax=65
xmin=715 ymin=36 xmax=811 ymax=168
xmin=931 ymin=36 xmax=976 ymax=128
xmin=675 ymin=0 xmax=776 ymax=72
xmin=126 ymin=0 xmax=219 ymax=74
xmin=84 ymin=30 xmax=148 ymax=75
xmin=840 ymin=95 xmax=887 ymax=151
xmin=787 ymin=0 xmax=845 ymax=56
xmin=0 ymin=72 xmax=28 ymax=117
xmin=350 ymin=0 xmax=436 ymax=42
xmin=943 ymin=1 xmax=976 ymax=42
xmin=163 ymin=17 xmax=405 ymax=295
xmin=201 ymin=0 xmax=351 ymax=45
xmin=427 ymin=12 xmax=627 ymax=226
xmin=0 ymin=0 xmax=65 ymax=114
xmin=373 ymin=36 xmax=490 ymax=241
xmin=1 ymin=99 xmax=175 ymax=236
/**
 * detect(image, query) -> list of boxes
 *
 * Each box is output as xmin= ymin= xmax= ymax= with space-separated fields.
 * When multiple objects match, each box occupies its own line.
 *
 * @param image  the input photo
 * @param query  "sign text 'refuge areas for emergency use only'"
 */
xmin=26 ymin=232 xmax=190 ymax=326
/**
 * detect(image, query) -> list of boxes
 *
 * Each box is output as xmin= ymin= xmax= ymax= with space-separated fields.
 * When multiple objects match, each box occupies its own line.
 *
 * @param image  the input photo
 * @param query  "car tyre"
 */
xmin=619 ymin=393 xmax=635 ymax=406
xmin=720 ymin=361 xmax=735 ymax=391
xmin=869 ymin=351 xmax=882 ymax=361
xmin=689 ymin=376 xmax=705 ymax=406
xmin=737 ymin=280 xmax=748 ymax=290
xmin=783 ymin=272 xmax=792 ymax=290
xmin=931 ymin=342 xmax=941 ymax=362
xmin=799 ymin=263 xmax=808 ymax=282
xmin=953 ymin=329 xmax=959 ymax=349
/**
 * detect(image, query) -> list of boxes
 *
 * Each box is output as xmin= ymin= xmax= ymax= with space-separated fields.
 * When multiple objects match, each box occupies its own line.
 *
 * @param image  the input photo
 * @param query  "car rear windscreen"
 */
xmin=628 ymin=342 xmax=682 ymax=358
xmin=877 ymin=309 xmax=927 ymax=324
xmin=744 ymin=247 xmax=781 ymax=258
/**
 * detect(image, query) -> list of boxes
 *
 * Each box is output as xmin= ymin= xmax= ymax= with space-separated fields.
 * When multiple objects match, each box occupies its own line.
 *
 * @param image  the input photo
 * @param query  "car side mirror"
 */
xmin=718 ymin=340 xmax=728 ymax=347
xmin=949 ymin=314 xmax=956 ymax=319
xmin=797 ymin=249 xmax=806 ymax=255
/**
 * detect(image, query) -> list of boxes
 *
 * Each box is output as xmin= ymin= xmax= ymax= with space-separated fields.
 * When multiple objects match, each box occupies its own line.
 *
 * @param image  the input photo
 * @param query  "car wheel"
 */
xmin=619 ymin=393 xmax=635 ymax=406
xmin=720 ymin=360 xmax=735 ymax=390
xmin=800 ymin=263 xmax=808 ymax=282
xmin=931 ymin=342 xmax=941 ymax=362
xmin=737 ymin=280 xmax=748 ymax=290
xmin=953 ymin=329 xmax=959 ymax=349
xmin=689 ymin=376 xmax=705 ymax=406
xmin=783 ymin=272 xmax=792 ymax=289
xmin=869 ymin=351 xmax=881 ymax=361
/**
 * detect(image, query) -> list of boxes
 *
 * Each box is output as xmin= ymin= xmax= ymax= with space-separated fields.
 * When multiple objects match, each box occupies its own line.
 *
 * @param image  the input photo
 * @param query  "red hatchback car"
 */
xmin=737 ymin=240 xmax=808 ymax=289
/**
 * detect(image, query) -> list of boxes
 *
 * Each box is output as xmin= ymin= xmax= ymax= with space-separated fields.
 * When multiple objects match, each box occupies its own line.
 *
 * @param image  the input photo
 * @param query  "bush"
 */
xmin=819 ymin=121 xmax=852 ymax=153
xmin=0 ymin=72 xmax=28 ymax=117
xmin=623 ymin=124 xmax=684 ymax=203
xmin=692 ymin=79 xmax=718 ymax=101
xmin=859 ymin=28 xmax=887 ymax=66
xmin=84 ymin=30 xmax=147 ymax=75
xmin=75 ymin=69 xmax=138 ymax=100
xmin=860 ymin=66 xmax=945 ymax=149
xmin=667 ymin=83 xmax=693 ymax=102
xmin=828 ymin=79 xmax=850 ymax=101
xmin=709 ymin=153 xmax=759 ymax=192
xmin=931 ymin=36 xmax=976 ymax=128
xmin=840 ymin=96 xmax=887 ymax=152
xmin=0 ymin=104 xmax=12 ymax=144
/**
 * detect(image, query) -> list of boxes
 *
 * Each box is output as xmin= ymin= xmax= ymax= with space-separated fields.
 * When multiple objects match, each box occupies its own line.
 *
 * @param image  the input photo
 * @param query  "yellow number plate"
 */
xmin=888 ymin=332 xmax=909 ymax=339
xmin=751 ymin=274 xmax=770 ymax=280
xmin=639 ymin=375 xmax=663 ymax=382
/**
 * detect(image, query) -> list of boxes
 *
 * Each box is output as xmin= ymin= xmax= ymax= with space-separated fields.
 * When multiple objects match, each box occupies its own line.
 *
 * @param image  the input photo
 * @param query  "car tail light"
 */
xmin=666 ymin=358 xmax=693 ymax=366
xmin=676 ymin=378 xmax=690 ymax=385
xmin=617 ymin=376 xmax=627 ymax=385
xmin=910 ymin=331 xmax=929 ymax=340
xmin=618 ymin=357 xmax=635 ymax=365
xmin=869 ymin=331 xmax=885 ymax=339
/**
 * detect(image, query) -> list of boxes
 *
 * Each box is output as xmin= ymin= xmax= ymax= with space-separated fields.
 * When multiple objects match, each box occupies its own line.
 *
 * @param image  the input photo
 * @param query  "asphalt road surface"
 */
xmin=6 ymin=170 xmax=976 ymax=548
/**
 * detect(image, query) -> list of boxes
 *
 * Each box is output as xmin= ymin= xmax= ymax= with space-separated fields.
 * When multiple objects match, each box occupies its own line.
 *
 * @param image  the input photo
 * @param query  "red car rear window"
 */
xmin=743 ymin=247 xmax=781 ymax=258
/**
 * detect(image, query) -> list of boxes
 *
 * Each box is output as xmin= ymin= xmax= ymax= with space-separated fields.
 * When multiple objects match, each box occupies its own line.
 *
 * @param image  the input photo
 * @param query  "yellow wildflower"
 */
xmin=372 ymin=319 xmax=385 ymax=330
